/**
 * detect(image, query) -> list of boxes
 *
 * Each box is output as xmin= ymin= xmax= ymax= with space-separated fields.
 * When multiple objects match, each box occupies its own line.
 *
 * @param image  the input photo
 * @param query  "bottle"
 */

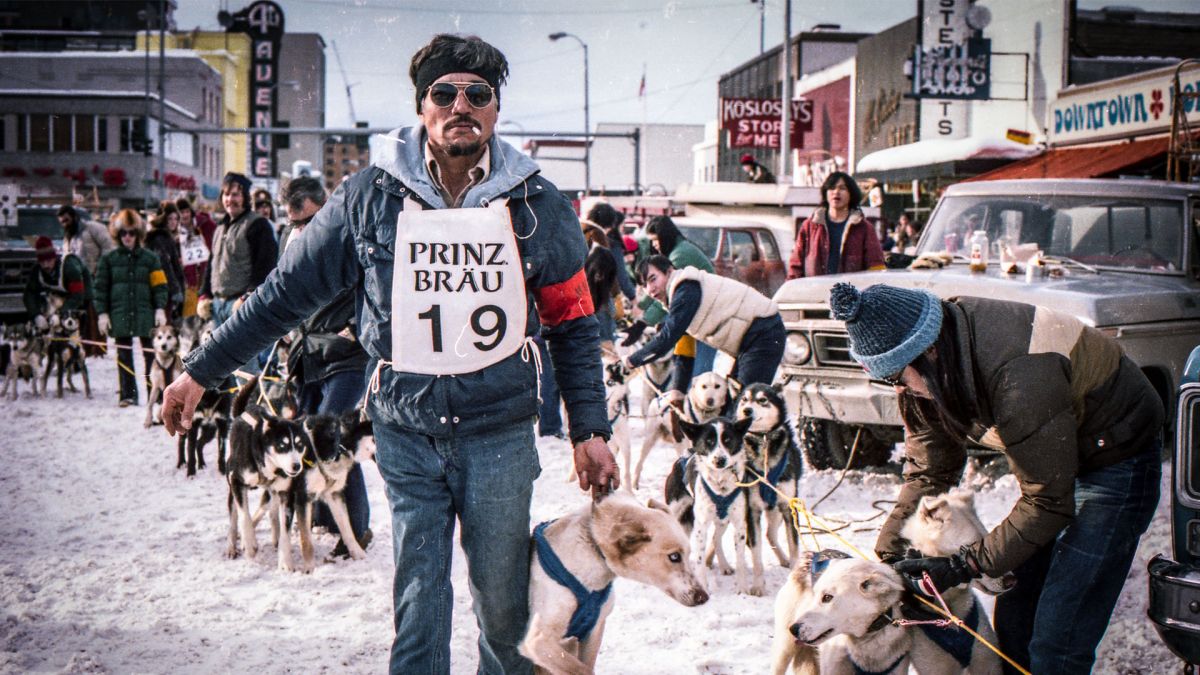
xmin=1025 ymin=250 xmax=1044 ymax=282
xmin=968 ymin=230 xmax=989 ymax=272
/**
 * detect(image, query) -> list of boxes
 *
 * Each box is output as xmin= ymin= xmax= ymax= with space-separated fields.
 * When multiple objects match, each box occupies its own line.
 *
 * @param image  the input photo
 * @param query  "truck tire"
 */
xmin=802 ymin=419 xmax=893 ymax=470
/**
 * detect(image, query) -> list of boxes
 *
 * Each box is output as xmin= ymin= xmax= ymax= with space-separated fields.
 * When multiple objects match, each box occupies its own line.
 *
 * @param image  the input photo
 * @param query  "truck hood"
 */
xmin=774 ymin=267 xmax=1200 ymax=327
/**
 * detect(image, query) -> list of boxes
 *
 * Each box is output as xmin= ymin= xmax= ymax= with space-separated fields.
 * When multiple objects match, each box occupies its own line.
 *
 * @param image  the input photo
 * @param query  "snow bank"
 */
xmin=856 ymin=137 xmax=1043 ymax=174
xmin=0 ymin=355 xmax=1176 ymax=673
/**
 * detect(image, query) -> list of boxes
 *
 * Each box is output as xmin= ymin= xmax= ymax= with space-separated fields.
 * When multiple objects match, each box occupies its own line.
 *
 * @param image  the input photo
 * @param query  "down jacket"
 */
xmin=876 ymin=296 xmax=1164 ymax=576
xmin=93 ymin=246 xmax=168 ymax=338
xmin=787 ymin=207 xmax=885 ymax=279
xmin=184 ymin=125 xmax=609 ymax=442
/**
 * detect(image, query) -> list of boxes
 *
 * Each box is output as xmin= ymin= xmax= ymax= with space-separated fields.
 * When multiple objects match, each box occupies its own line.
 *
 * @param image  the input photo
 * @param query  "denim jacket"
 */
xmin=184 ymin=126 xmax=609 ymax=441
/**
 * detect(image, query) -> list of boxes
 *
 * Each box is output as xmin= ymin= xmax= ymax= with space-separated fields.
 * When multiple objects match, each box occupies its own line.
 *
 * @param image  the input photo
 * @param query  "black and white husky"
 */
xmin=737 ymin=383 xmax=803 ymax=574
xmin=41 ymin=310 xmax=90 ymax=399
xmin=2 ymin=322 xmax=43 ymax=400
xmin=288 ymin=411 xmax=376 ymax=568
xmin=600 ymin=357 xmax=636 ymax=489
xmin=177 ymin=316 xmax=231 ymax=475
xmin=225 ymin=383 xmax=309 ymax=571
xmin=671 ymin=416 xmax=760 ymax=595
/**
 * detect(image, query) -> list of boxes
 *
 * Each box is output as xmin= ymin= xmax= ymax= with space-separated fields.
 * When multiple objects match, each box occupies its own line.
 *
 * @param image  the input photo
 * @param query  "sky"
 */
xmin=173 ymin=0 xmax=1199 ymax=135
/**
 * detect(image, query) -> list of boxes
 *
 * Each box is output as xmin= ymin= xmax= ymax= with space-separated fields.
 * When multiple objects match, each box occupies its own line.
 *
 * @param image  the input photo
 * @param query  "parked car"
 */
xmin=673 ymin=217 xmax=788 ymax=298
xmin=772 ymin=178 xmax=1200 ymax=469
xmin=1149 ymin=346 xmax=1200 ymax=669
xmin=0 ymin=206 xmax=64 ymax=320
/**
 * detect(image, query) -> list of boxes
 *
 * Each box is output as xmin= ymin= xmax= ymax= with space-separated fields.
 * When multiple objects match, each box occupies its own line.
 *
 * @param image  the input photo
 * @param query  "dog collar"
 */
xmin=865 ymin=606 xmax=896 ymax=634
xmin=533 ymin=520 xmax=612 ymax=642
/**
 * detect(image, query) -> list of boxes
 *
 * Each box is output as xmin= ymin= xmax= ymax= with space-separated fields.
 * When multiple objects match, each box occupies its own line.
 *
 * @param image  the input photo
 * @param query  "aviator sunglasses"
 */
xmin=426 ymin=81 xmax=495 ymax=109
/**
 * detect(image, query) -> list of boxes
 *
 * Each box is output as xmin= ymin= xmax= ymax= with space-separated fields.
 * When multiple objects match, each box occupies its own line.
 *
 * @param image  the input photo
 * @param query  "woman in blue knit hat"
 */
xmin=828 ymin=282 xmax=1163 ymax=675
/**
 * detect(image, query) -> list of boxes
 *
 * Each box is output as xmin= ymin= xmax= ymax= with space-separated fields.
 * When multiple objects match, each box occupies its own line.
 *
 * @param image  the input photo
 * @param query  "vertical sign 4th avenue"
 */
xmin=720 ymin=98 xmax=814 ymax=149
xmin=226 ymin=1 xmax=285 ymax=178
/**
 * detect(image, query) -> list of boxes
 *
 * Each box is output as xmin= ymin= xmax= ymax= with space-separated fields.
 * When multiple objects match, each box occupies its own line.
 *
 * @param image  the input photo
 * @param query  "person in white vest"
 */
xmin=623 ymin=254 xmax=785 ymax=405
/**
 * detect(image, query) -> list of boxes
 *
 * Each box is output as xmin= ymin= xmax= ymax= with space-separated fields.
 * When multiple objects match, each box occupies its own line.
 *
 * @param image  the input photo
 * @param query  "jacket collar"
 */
xmin=812 ymin=207 xmax=865 ymax=227
xmin=371 ymin=125 xmax=540 ymax=209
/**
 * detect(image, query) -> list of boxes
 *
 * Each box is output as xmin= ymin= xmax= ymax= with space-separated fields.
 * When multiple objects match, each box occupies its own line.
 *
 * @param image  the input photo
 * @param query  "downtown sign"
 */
xmin=1048 ymin=61 xmax=1200 ymax=146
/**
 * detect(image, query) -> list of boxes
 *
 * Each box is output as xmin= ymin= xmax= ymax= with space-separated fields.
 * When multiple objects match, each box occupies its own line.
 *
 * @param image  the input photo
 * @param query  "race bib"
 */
xmin=391 ymin=198 xmax=528 ymax=375
xmin=181 ymin=237 xmax=210 ymax=266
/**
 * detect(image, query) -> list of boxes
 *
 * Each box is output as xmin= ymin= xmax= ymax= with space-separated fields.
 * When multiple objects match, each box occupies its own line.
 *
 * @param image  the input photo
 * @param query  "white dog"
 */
xmin=773 ymin=550 xmax=909 ymax=675
xmin=521 ymin=492 xmax=709 ymax=675
xmin=900 ymin=489 xmax=1006 ymax=674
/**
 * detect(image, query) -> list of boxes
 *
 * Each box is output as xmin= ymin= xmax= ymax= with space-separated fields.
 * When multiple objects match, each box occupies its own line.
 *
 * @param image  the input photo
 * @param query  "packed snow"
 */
xmin=856 ymin=137 xmax=1043 ymax=174
xmin=0 ymin=354 xmax=1177 ymax=673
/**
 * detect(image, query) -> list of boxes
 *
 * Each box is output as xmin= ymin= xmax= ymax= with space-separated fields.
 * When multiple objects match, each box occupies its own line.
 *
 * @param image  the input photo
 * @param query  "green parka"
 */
xmin=94 ymin=245 xmax=168 ymax=338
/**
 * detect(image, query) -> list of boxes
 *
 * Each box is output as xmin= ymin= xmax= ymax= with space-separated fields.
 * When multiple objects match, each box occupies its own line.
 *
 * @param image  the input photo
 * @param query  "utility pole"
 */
xmin=143 ymin=1 xmax=152 ymax=210
xmin=157 ymin=0 xmax=166 ymax=204
xmin=779 ymin=0 xmax=792 ymax=181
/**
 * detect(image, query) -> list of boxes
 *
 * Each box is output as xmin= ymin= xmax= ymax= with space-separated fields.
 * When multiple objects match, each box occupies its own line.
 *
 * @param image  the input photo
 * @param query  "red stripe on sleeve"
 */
xmin=66 ymin=280 xmax=85 ymax=294
xmin=533 ymin=269 xmax=595 ymax=327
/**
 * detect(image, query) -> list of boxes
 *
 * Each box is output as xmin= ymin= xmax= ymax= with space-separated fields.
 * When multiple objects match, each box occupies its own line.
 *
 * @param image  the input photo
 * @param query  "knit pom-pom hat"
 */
xmin=828 ymin=282 xmax=943 ymax=379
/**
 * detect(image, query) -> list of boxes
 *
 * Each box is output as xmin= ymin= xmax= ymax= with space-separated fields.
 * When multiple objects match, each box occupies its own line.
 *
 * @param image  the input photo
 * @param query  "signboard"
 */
xmin=914 ymin=0 xmax=990 ymax=141
xmin=912 ymin=38 xmax=991 ymax=100
xmin=720 ymin=97 xmax=814 ymax=149
xmin=1048 ymin=61 xmax=1200 ymax=146
xmin=226 ymin=1 xmax=285 ymax=178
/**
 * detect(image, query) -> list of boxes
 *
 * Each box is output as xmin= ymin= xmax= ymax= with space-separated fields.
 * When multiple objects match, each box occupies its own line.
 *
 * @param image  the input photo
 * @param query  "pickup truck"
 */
xmin=673 ymin=217 xmax=788 ymax=298
xmin=0 ymin=207 xmax=63 ymax=320
xmin=772 ymin=178 xmax=1199 ymax=469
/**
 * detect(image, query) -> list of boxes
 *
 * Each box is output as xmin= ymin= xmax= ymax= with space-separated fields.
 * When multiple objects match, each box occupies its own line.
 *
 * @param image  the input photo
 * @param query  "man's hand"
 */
xmin=572 ymin=435 xmax=620 ymax=497
xmin=161 ymin=371 xmax=206 ymax=436
xmin=97 ymin=313 xmax=110 ymax=336
xmin=892 ymin=548 xmax=980 ymax=597
xmin=662 ymin=389 xmax=685 ymax=409
xmin=154 ymin=308 xmax=167 ymax=327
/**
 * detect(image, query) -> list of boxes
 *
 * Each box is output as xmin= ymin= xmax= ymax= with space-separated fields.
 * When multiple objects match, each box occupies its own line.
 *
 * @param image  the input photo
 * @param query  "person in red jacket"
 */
xmin=786 ymin=171 xmax=886 ymax=279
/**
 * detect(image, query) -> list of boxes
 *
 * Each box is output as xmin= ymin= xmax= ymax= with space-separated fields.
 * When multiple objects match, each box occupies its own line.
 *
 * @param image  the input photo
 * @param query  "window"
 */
xmin=51 ymin=114 xmax=69 ymax=152
xmin=97 ymin=117 xmax=108 ymax=152
xmin=119 ymin=117 xmax=132 ymax=152
xmin=728 ymin=230 xmax=757 ymax=265
xmin=75 ymin=115 xmax=94 ymax=152
xmin=759 ymin=230 xmax=781 ymax=261
xmin=29 ymin=114 xmax=49 ymax=152
xmin=17 ymin=114 xmax=27 ymax=151
xmin=0 ymin=117 xmax=4 ymax=151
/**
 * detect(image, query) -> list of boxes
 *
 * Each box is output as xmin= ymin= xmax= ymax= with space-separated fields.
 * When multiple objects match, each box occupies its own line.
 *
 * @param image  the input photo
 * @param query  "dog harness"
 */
xmin=532 ymin=520 xmax=612 ymax=642
xmin=700 ymin=478 xmax=741 ymax=520
xmin=759 ymin=448 xmax=790 ymax=509
xmin=915 ymin=596 xmax=979 ymax=668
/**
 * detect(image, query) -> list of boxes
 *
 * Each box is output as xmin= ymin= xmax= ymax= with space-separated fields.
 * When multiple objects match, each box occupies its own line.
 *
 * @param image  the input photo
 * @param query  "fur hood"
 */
xmin=370 ymin=125 xmax=541 ymax=210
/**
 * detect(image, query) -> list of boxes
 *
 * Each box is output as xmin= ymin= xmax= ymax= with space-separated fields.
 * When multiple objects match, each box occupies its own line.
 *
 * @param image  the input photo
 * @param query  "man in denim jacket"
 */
xmin=162 ymin=34 xmax=618 ymax=674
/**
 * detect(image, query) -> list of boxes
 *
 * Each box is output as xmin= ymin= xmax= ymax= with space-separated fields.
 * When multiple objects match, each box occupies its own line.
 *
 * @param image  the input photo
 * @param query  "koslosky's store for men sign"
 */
xmin=720 ymin=97 xmax=814 ymax=149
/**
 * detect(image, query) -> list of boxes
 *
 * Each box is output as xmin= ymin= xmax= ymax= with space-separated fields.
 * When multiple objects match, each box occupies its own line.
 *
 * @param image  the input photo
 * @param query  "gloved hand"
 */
xmin=620 ymin=319 xmax=648 ymax=347
xmin=97 ymin=313 xmax=110 ymax=336
xmin=877 ymin=548 xmax=923 ymax=566
xmin=154 ymin=308 xmax=167 ymax=327
xmin=662 ymin=389 xmax=685 ymax=409
xmin=893 ymin=547 xmax=981 ymax=597
xmin=34 ymin=314 xmax=48 ymax=331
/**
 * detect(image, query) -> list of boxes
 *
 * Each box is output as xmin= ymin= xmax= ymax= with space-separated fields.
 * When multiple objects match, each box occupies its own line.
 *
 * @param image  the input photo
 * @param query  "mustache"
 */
xmin=445 ymin=116 xmax=479 ymax=129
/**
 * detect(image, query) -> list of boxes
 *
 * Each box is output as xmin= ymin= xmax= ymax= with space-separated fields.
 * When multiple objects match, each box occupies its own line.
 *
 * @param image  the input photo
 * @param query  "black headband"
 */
xmin=413 ymin=54 xmax=502 ymax=110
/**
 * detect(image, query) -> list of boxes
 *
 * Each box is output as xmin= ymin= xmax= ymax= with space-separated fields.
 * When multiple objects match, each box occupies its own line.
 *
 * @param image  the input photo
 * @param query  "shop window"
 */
xmin=51 ymin=114 xmax=69 ymax=152
xmin=75 ymin=114 xmax=94 ymax=152
xmin=29 ymin=114 xmax=49 ymax=152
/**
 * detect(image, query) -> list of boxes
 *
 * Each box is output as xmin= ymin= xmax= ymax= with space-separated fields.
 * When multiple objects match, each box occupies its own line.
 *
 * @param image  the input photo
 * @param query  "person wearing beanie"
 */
xmin=200 ymin=171 xmax=278 ymax=327
xmin=829 ymin=282 xmax=1164 ymax=674
xmin=624 ymin=254 xmax=784 ymax=405
xmin=739 ymin=153 xmax=776 ymax=184
xmin=160 ymin=33 xmax=617 ymax=674
xmin=23 ymin=235 xmax=92 ymax=332
xmin=787 ymin=171 xmax=885 ymax=280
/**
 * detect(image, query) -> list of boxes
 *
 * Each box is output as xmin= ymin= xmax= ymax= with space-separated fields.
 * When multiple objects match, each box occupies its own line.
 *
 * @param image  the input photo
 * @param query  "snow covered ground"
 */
xmin=0 ymin=354 xmax=1178 ymax=673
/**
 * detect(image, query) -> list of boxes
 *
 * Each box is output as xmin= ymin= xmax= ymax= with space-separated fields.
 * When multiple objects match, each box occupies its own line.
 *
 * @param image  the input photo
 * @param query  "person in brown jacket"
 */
xmin=786 ymin=171 xmax=886 ymax=279
xmin=829 ymin=282 xmax=1163 ymax=675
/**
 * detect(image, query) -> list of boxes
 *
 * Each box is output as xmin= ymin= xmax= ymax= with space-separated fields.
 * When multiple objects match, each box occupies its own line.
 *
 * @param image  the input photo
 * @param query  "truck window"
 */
xmin=677 ymin=225 xmax=720 ymax=260
xmin=759 ymin=231 xmax=781 ymax=261
xmin=728 ymin=230 xmax=757 ymax=264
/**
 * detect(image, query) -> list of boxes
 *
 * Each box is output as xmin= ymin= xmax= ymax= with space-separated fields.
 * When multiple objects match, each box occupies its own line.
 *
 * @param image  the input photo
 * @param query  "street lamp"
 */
xmin=548 ymin=31 xmax=590 ymax=195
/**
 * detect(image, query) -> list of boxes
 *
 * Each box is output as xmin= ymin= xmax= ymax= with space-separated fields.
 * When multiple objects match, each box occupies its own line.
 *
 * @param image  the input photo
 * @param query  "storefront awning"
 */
xmin=963 ymin=133 xmax=1176 ymax=182
xmin=855 ymin=137 xmax=1042 ymax=183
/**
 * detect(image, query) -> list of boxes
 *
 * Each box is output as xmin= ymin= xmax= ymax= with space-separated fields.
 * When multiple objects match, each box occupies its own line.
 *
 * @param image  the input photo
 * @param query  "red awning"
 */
xmin=964 ymin=134 xmax=1174 ymax=182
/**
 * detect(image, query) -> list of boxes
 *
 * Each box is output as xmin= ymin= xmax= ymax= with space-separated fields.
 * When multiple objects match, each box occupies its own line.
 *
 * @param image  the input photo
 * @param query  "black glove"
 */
xmin=892 ymin=548 xmax=980 ymax=597
xmin=877 ymin=548 xmax=923 ymax=566
xmin=620 ymin=320 xmax=648 ymax=347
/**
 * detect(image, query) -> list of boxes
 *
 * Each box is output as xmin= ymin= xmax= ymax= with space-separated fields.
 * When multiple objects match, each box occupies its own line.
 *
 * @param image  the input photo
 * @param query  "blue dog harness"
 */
xmin=916 ymin=596 xmax=980 ymax=668
xmin=700 ymin=478 xmax=741 ymax=520
xmin=532 ymin=520 xmax=613 ymax=642
xmin=760 ymin=450 xmax=790 ymax=509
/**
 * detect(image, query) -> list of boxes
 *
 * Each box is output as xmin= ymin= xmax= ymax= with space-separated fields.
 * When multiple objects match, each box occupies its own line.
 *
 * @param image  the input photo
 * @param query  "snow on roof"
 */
xmin=856 ymin=136 xmax=1043 ymax=173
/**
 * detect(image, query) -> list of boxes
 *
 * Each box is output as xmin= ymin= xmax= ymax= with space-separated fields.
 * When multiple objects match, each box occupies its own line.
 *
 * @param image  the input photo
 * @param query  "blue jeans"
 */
xmin=211 ymin=296 xmax=235 ymax=327
xmin=731 ymin=319 xmax=786 ymax=387
xmin=995 ymin=442 xmax=1161 ymax=674
xmin=534 ymin=336 xmax=563 ymax=437
xmin=372 ymin=419 xmax=540 ymax=675
xmin=301 ymin=370 xmax=370 ymax=540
